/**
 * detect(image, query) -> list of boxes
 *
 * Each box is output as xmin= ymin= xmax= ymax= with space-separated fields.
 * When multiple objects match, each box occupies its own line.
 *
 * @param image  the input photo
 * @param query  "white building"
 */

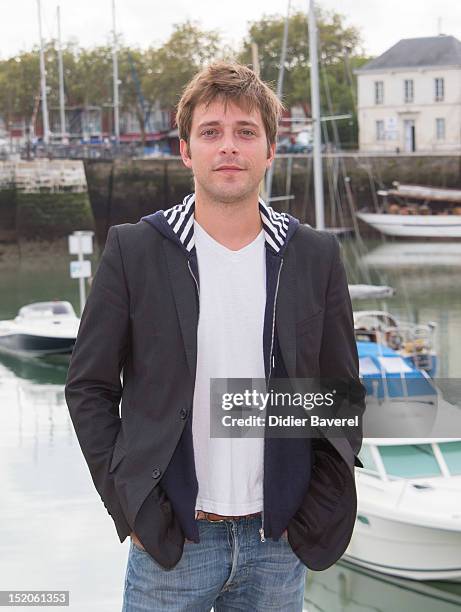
xmin=355 ymin=35 xmax=461 ymax=153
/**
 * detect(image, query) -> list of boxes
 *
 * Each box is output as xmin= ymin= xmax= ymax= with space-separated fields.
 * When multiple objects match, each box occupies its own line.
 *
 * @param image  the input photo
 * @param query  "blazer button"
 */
xmin=179 ymin=408 xmax=188 ymax=419
xmin=152 ymin=468 xmax=161 ymax=479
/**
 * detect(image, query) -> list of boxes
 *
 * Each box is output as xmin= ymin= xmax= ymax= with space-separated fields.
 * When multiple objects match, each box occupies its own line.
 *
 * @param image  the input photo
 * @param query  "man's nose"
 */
xmin=219 ymin=133 xmax=239 ymax=155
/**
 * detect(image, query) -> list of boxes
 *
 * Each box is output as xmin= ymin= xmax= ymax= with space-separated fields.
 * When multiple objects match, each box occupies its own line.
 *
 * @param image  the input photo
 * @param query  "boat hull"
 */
xmin=0 ymin=333 xmax=75 ymax=357
xmin=356 ymin=212 xmax=461 ymax=238
xmin=344 ymin=511 xmax=461 ymax=581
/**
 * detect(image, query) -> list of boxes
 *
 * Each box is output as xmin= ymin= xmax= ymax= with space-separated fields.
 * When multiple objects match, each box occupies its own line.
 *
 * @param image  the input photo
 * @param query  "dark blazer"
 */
xmin=65 ymin=196 xmax=365 ymax=571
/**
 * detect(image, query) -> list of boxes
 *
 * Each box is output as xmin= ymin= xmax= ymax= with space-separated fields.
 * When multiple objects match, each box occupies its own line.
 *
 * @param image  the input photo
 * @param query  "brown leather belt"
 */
xmin=195 ymin=510 xmax=261 ymax=522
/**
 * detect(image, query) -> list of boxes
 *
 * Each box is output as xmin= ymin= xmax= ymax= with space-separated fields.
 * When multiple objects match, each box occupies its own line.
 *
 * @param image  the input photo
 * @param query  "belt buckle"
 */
xmin=195 ymin=510 xmax=226 ymax=522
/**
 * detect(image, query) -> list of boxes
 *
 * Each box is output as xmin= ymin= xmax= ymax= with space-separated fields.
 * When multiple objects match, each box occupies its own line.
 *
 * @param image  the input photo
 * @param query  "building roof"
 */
xmin=357 ymin=35 xmax=461 ymax=72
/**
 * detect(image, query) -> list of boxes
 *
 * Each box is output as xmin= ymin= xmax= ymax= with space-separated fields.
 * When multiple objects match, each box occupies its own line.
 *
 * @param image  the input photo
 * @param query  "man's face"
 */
xmin=180 ymin=99 xmax=275 ymax=204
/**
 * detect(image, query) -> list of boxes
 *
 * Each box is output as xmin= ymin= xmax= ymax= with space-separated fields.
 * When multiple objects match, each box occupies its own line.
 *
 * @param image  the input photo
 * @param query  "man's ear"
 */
xmin=266 ymin=142 xmax=276 ymax=168
xmin=180 ymin=139 xmax=192 ymax=168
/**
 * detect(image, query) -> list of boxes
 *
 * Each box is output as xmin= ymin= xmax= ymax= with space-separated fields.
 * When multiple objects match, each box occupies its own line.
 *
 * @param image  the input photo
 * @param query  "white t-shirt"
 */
xmin=192 ymin=220 xmax=266 ymax=515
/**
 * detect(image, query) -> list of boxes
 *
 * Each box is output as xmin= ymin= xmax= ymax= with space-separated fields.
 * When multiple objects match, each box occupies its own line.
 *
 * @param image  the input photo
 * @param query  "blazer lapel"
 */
xmin=162 ymin=239 xmax=198 ymax=379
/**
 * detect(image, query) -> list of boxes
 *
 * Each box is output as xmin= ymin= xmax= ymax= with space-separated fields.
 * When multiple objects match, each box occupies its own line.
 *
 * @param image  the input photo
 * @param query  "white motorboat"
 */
xmin=344 ymin=435 xmax=461 ymax=581
xmin=0 ymin=301 xmax=80 ymax=358
xmin=356 ymin=183 xmax=461 ymax=238
xmin=354 ymin=310 xmax=437 ymax=377
xmin=349 ymin=284 xmax=395 ymax=300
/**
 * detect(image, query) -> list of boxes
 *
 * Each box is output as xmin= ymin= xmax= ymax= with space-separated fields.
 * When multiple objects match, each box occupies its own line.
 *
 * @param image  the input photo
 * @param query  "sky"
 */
xmin=1 ymin=0 xmax=460 ymax=60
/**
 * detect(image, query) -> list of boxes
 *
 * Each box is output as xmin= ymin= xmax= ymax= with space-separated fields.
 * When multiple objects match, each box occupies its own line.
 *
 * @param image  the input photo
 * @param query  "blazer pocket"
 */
xmin=289 ymin=442 xmax=356 ymax=571
xmin=109 ymin=440 xmax=127 ymax=473
xmin=296 ymin=308 xmax=324 ymax=336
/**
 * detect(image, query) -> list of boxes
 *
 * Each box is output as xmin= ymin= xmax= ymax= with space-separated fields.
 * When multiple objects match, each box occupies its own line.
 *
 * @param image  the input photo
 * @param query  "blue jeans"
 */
xmin=122 ymin=515 xmax=307 ymax=611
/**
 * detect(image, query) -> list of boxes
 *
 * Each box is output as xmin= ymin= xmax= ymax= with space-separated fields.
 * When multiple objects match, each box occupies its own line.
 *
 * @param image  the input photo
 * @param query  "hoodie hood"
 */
xmin=141 ymin=193 xmax=299 ymax=258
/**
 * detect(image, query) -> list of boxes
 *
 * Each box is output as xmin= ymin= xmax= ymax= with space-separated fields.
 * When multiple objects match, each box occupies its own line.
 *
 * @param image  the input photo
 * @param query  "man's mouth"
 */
xmin=214 ymin=165 xmax=245 ymax=172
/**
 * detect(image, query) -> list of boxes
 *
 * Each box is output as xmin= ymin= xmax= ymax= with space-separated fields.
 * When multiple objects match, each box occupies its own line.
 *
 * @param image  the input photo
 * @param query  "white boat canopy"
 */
xmin=349 ymin=284 xmax=395 ymax=300
xmin=16 ymin=301 xmax=77 ymax=319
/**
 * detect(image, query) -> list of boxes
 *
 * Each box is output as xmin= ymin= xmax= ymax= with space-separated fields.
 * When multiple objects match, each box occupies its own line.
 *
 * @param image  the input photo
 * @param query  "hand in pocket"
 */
xmin=130 ymin=531 xmax=146 ymax=551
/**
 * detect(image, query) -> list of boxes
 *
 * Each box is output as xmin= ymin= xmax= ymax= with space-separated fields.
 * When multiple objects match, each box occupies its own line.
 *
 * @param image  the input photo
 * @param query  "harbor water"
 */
xmin=0 ymin=238 xmax=460 ymax=610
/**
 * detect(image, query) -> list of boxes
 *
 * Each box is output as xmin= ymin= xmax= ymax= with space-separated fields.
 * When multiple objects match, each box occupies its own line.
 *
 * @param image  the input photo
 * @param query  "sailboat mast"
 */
xmin=308 ymin=0 xmax=325 ymax=229
xmin=265 ymin=0 xmax=291 ymax=201
xmin=112 ymin=0 xmax=120 ymax=146
xmin=276 ymin=0 xmax=291 ymax=98
xmin=57 ymin=6 xmax=68 ymax=144
xmin=36 ymin=0 xmax=50 ymax=145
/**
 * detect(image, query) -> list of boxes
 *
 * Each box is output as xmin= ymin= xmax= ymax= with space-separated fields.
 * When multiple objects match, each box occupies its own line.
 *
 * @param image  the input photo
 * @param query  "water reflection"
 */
xmin=343 ymin=241 xmax=461 ymax=378
xmin=0 ymin=354 xmax=128 ymax=611
xmin=0 ymin=352 xmax=69 ymax=384
xmin=360 ymin=242 xmax=461 ymax=269
xmin=304 ymin=560 xmax=461 ymax=612
xmin=0 ymin=238 xmax=460 ymax=611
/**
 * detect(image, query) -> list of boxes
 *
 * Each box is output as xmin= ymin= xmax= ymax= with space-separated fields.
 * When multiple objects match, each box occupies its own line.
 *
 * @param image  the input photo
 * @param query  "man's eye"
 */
xmin=241 ymin=130 xmax=256 ymax=136
xmin=202 ymin=129 xmax=217 ymax=136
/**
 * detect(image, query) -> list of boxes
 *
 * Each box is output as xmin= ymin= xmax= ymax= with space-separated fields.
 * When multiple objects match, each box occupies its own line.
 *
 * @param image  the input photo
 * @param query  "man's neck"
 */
xmin=194 ymin=189 xmax=263 ymax=252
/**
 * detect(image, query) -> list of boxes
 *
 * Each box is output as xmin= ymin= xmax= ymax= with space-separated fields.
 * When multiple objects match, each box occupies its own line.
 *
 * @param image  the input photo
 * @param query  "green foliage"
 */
xmin=238 ymin=9 xmax=371 ymax=147
xmin=238 ymin=9 xmax=364 ymax=104
xmin=0 ymin=13 xmax=371 ymax=147
xmin=0 ymin=50 xmax=41 ymax=125
xmin=142 ymin=21 xmax=223 ymax=109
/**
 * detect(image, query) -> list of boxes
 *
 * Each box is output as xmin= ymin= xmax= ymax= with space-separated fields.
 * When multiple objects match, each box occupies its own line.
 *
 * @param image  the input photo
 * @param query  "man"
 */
xmin=65 ymin=62 xmax=365 ymax=611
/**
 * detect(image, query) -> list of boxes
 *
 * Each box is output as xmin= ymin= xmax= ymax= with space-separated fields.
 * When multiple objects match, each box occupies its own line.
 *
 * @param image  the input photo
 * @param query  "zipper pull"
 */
xmin=272 ymin=355 xmax=275 ymax=369
xmin=259 ymin=527 xmax=266 ymax=542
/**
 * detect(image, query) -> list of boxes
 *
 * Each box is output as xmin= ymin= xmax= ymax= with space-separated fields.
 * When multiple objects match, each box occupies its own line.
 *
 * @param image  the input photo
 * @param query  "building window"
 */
xmin=435 ymin=78 xmax=444 ymax=102
xmin=436 ymin=118 xmax=445 ymax=140
xmin=404 ymin=79 xmax=414 ymax=103
xmin=376 ymin=120 xmax=385 ymax=141
xmin=374 ymin=81 xmax=384 ymax=104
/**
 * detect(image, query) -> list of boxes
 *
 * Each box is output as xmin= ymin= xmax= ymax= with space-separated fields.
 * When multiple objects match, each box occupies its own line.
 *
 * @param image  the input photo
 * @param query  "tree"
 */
xmin=0 ymin=42 xmax=113 ymax=138
xmin=0 ymin=14 xmax=371 ymax=148
xmin=143 ymin=21 xmax=223 ymax=110
xmin=114 ymin=47 xmax=145 ymax=145
xmin=0 ymin=50 xmax=40 ymax=133
xmin=238 ymin=9 xmax=371 ymax=147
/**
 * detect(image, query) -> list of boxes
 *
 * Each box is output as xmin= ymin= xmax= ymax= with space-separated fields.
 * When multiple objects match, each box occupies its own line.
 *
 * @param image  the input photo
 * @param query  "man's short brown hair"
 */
xmin=176 ymin=61 xmax=284 ymax=153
